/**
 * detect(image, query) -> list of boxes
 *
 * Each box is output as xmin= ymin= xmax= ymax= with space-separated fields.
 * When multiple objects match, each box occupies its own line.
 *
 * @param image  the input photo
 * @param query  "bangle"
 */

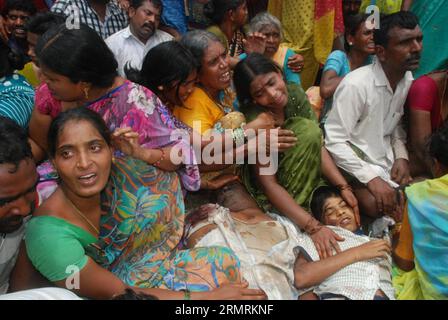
xmin=336 ymin=184 xmax=353 ymax=192
xmin=183 ymin=289 xmax=191 ymax=300
xmin=304 ymin=217 xmax=323 ymax=235
xmin=153 ymin=148 xmax=166 ymax=167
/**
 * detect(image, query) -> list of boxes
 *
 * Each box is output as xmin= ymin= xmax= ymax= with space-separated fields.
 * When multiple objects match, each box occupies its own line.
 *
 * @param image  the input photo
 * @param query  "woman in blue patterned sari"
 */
xmin=393 ymin=125 xmax=448 ymax=299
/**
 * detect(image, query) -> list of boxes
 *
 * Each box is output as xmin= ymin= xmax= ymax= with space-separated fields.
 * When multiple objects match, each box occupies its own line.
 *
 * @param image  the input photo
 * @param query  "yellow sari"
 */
xmin=360 ymin=0 xmax=402 ymax=14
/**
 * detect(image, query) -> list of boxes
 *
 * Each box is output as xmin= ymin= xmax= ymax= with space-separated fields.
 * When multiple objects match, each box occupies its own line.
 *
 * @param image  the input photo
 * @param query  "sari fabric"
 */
xmin=410 ymin=0 xmax=448 ymax=78
xmin=360 ymin=0 xmax=402 ymax=14
xmin=400 ymin=174 xmax=448 ymax=299
xmin=99 ymin=157 xmax=241 ymax=290
xmin=268 ymin=0 xmax=344 ymax=90
xmin=240 ymin=83 xmax=324 ymax=211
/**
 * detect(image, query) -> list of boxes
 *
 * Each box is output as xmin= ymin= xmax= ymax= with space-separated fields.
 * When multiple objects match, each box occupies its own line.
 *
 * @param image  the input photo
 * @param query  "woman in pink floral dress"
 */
xmin=29 ymin=24 xmax=200 ymax=194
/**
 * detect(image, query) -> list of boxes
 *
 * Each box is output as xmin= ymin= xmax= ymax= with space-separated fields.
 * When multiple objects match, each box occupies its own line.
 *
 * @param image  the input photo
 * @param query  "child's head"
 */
xmin=310 ymin=186 xmax=359 ymax=232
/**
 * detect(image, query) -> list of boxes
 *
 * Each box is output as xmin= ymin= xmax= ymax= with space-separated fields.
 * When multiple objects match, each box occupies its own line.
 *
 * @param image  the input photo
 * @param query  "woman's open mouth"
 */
xmin=219 ymin=71 xmax=230 ymax=83
xmin=78 ymin=173 xmax=98 ymax=187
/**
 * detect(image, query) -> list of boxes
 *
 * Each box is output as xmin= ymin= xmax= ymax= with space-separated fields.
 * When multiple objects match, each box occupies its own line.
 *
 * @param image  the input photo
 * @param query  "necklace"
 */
xmin=199 ymin=85 xmax=233 ymax=114
xmin=64 ymin=192 xmax=100 ymax=235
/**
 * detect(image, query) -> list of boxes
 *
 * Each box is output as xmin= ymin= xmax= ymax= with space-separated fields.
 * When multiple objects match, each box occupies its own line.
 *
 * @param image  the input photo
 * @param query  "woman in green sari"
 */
xmin=233 ymin=53 xmax=360 ymax=259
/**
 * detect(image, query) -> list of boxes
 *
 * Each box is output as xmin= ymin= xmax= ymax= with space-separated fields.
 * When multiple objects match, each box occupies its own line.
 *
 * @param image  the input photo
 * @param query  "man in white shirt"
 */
xmin=105 ymin=0 xmax=173 ymax=77
xmin=324 ymin=12 xmax=423 ymax=219
xmin=0 ymin=116 xmax=39 ymax=295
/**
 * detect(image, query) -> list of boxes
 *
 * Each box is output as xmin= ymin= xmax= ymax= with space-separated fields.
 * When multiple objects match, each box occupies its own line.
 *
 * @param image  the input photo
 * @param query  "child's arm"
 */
xmin=294 ymin=239 xmax=391 ymax=289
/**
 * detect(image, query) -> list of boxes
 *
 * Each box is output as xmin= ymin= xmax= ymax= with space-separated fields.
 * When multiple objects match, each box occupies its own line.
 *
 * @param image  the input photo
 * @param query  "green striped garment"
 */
xmin=0 ymin=73 xmax=35 ymax=128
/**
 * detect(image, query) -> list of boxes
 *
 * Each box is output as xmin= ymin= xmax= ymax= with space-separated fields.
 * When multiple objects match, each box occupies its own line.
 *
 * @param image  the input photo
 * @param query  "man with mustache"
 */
xmin=105 ymin=0 xmax=172 ymax=77
xmin=0 ymin=120 xmax=81 ymax=299
xmin=50 ymin=0 xmax=128 ymax=39
xmin=0 ymin=116 xmax=39 ymax=294
xmin=2 ymin=0 xmax=37 ymax=60
xmin=324 ymin=12 xmax=423 ymax=221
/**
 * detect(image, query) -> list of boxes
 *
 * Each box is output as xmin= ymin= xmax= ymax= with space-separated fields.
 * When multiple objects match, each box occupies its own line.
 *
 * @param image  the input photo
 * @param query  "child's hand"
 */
xmin=352 ymin=239 xmax=391 ymax=262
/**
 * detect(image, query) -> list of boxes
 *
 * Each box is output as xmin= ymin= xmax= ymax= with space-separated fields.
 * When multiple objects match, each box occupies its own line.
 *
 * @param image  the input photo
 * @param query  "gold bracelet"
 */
xmin=336 ymin=184 xmax=353 ymax=192
xmin=304 ymin=217 xmax=323 ymax=235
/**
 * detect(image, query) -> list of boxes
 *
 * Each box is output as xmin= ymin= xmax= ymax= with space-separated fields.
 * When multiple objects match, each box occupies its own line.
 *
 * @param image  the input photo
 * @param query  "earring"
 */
xmin=349 ymin=42 xmax=353 ymax=46
xmin=157 ymin=85 xmax=164 ymax=91
xmin=83 ymin=87 xmax=90 ymax=100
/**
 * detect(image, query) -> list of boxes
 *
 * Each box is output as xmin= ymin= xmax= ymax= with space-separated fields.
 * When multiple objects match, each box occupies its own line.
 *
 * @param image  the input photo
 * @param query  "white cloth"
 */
xmin=324 ymin=61 xmax=413 ymax=187
xmin=295 ymin=226 xmax=395 ymax=300
xmin=105 ymin=26 xmax=173 ymax=77
xmin=0 ymin=287 xmax=82 ymax=300
xmin=189 ymin=205 xmax=303 ymax=300
xmin=0 ymin=224 xmax=26 ymax=294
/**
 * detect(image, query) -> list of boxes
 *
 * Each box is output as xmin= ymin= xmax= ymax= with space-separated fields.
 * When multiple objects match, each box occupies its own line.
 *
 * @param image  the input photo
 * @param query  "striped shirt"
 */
xmin=51 ymin=0 xmax=128 ymax=39
xmin=0 ymin=74 xmax=34 ymax=128
xmin=295 ymin=226 xmax=395 ymax=300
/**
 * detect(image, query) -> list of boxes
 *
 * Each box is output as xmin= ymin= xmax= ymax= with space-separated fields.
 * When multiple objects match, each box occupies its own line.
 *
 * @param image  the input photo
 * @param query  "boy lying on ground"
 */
xmin=186 ymin=182 xmax=302 ymax=300
xmin=293 ymin=186 xmax=395 ymax=300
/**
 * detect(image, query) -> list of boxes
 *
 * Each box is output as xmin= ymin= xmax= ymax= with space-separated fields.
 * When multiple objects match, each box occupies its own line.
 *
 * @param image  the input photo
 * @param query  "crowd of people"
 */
xmin=0 ymin=0 xmax=447 ymax=300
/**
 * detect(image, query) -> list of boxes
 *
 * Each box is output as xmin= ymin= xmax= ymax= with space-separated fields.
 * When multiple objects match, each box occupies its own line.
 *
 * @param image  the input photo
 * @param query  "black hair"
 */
xmin=428 ymin=123 xmax=448 ymax=168
xmin=47 ymin=107 xmax=111 ymax=158
xmin=203 ymin=0 xmax=246 ymax=25
xmin=26 ymin=12 xmax=65 ymax=36
xmin=0 ymin=116 xmax=33 ymax=173
xmin=180 ymin=30 xmax=222 ymax=69
xmin=374 ymin=11 xmax=419 ymax=48
xmin=126 ymin=41 xmax=197 ymax=100
xmin=129 ymin=0 xmax=163 ymax=12
xmin=0 ymin=39 xmax=25 ymax=77
xmin=233 ymin=53 xmax=283 ymax=109
xmin=35 ymin=24 xmax=118 ymax=88
xmin=344 ymin=14 xmax=370 ymax=52
xmin=310 ymin=186 xmax=342 ymax=223
xmin=2 ymin=0 xmax=37 ymax=16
